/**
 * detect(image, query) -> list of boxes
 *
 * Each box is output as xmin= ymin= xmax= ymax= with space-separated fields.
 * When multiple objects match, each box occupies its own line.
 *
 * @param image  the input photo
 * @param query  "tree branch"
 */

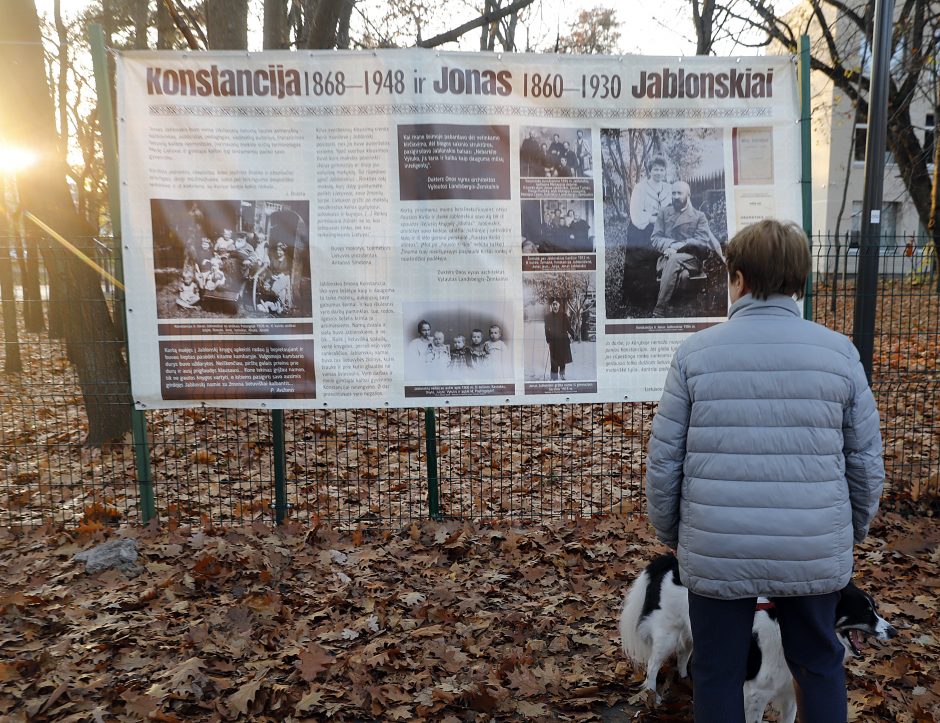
xmin=178 ymin=0 xmax=209 ymax=49
xmin=160 ymin=0 xmax=203 ymax=50
xmin=809 ymin=1 xmax=845 ymax=71
xmin=417 ymin=0 xmax=536 ymax=49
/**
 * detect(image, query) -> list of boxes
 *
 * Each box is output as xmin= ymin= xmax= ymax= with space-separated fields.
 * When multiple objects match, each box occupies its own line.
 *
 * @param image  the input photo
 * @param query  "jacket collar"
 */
xmin=728 ymin=293 xmax=801 ymax=320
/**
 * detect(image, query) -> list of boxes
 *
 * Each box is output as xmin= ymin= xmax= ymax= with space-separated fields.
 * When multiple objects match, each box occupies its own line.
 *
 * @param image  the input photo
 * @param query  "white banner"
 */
xmin=116 ymin=50 xmax=800 ymax=409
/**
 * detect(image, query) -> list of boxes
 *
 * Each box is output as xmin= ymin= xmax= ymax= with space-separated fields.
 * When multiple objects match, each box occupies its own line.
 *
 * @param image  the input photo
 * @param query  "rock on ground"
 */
xmin=74 ymin=538 xmax=141 ymax=575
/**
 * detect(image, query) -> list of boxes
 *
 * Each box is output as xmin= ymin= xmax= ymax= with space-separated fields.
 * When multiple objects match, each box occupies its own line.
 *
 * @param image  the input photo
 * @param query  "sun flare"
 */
xmin=0 ymin=144 xmax=38 ymax=174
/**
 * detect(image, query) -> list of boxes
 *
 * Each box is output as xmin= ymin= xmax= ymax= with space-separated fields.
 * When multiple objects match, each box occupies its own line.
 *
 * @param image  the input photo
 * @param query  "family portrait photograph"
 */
xmin=521 ymin=199 xmax=595 ymax=254
xmin=150 ymin=199 xmax=311 ymax=320
xmin=402 ymin=301 xmax=515 ymax=385
xmin=601 ymin=128 xmax=729 ymax=320
xmin=519 ymin=126 xmax=593 ymax=178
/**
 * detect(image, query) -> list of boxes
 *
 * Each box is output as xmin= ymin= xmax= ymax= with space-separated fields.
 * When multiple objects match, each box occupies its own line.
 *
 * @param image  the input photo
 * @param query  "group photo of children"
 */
xmin=402 ymin=302 xmax=514 ymax=384
xmin=150 ymin=199 xmax=311 ymax=320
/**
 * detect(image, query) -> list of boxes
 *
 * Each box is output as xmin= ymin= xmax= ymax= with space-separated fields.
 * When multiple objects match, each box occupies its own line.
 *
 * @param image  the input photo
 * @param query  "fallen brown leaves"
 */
xmin=0 ymin=511 xmax=936 ymax=721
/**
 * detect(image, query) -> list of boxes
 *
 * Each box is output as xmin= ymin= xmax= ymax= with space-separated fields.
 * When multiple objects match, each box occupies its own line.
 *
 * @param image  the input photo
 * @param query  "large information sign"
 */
xmin=117 ymin=50 xmax=800 ymax=409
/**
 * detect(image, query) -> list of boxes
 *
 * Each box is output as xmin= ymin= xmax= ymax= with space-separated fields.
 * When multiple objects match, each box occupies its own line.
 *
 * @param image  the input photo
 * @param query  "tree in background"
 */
xmin=553 ymin=7 xmax=620 ymax=54
xmin=689 ymin=0 xmax=939 ymax=275
xmin=207 ymin=0 xmax=248 ymax=49
xmin=478 ymin=0 xmax=533 ymax=51
xmin=0 ymin=0 xmax=131 ymax=445
xmin=689 ymin=0 xmax=770 ymax=55
xmin=0 ymin=182 xmax=22 ymax=374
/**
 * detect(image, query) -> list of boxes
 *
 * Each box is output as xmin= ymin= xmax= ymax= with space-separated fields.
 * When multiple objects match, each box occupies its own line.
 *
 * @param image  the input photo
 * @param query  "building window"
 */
xmin=850 ymin=200 xmax=900 ymax=249
xmin=853 ymin=123 xmax=896 ymax=165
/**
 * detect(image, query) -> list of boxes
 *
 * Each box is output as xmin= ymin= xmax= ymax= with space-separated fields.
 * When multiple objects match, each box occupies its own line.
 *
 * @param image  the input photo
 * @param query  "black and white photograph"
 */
xmin=519 ymin=126 xmax=593 ymax=178
xmin=521 ymin=199 xmax=595 ymax=254
xmin=601 ymin=128 xmax=729 ymax=320
xmin=150 ymin=199 xmax=311 ymax=320
xmin=522 ymin=272 xmax=596 ymax=384
xmin=402 ymin=301 xmax=514 ymax=385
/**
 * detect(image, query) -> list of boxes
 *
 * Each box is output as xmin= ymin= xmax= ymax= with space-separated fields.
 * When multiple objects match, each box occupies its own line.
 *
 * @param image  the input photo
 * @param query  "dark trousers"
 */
xmin=653 ymin=251 xmax=699 ymax=317
xmin=688 ymin=590 xmax=846 ymax=723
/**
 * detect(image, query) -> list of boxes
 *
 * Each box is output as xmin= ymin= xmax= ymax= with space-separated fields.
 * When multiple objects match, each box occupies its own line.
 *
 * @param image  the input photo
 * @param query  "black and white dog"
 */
xmin=619 ymin=555 xmax=693 ymax=700
xmin=619 ymin=554 xmax=897 ymax=721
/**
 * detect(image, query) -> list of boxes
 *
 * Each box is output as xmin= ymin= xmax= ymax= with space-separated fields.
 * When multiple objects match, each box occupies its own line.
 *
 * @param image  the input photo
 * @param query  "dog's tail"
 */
xmin=619 ymin=567 xmax=652 ymax=666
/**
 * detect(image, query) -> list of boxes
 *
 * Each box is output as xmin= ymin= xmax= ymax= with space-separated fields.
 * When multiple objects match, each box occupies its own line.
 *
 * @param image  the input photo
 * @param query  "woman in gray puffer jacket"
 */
xmin=646 ymin=219 xmax=883 ymax=723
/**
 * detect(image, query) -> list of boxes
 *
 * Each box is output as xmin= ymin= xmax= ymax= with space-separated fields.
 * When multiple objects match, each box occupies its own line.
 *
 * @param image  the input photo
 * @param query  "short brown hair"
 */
xmin=725 ymin=219 xmax=811 ymax=300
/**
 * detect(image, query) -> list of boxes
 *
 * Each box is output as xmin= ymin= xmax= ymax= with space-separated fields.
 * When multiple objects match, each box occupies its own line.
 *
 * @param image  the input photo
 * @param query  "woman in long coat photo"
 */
xmin=544 ymin=298 xmax=573 ymax=380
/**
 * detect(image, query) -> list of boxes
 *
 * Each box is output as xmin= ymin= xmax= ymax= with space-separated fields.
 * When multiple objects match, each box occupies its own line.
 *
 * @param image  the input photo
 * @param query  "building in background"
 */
xmin=780 ymin=1 xmax=936 ymax=275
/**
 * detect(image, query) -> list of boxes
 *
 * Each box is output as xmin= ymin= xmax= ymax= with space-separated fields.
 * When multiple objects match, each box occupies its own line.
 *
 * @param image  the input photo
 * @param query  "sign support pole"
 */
xmin=271 ymin=409 xmax=290 ymax=525
xmin=800 ymin=35 xmax=814 ymax=321
xmin=853 ymin=0 xmax=895 ymax=381
xmin=89 ymin=24 xmax=156 ymax=524
xmin=425 ymin=408 xmax=440 ymax=519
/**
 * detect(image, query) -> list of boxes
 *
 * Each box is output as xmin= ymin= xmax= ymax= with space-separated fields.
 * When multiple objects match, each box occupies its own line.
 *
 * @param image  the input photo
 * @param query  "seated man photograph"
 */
xmin=650 ymin=181 xmax=724 ymax=318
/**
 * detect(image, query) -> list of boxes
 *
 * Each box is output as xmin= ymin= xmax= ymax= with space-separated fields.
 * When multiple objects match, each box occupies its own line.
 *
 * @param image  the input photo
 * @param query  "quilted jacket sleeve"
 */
xmin=646 ymin=350 xmax=692 ymax=548
xmin=843 ymin=358 xmax=885 ymax=543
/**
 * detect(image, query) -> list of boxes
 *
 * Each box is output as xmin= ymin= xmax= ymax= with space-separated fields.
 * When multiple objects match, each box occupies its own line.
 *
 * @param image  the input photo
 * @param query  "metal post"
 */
xmin=932 ymin=28 xmax=940 ymax=295
xmin=89 ymin=24 xmax=156 ymax=523
xmin=424 ymin=408 xmax=440 ymax=519
xmin=853 ymin=0 xmax=895 ymax=382
xmin=831 ymin=233 xmax=841 ymax=315
xmin=271 ymin=409 xmax=289 ymax=525
xmin=799 ymin=35 xmax=814 ymax=321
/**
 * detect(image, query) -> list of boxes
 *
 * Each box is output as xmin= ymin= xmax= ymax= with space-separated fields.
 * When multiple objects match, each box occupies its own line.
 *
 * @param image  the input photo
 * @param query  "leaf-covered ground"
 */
xmin=1 ymin=511 xmax=937 ymax=722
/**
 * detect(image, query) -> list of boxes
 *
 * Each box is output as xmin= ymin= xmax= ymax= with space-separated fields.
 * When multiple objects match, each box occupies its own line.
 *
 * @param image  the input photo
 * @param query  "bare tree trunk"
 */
xmin=601 ymin=130 xmax=628 ymax=221
xmin=207 ymin=0 xmax=248 ymax=49
xmin=132 ymin=0 xmax=150 ymax=49
xmin=305 ymin=0 xmax=343 ymax=49
xmin=692 ymin=0 xmax=715 ymax=55
xmin=263 ymin=0 xmax=288 ymax=49
xmin=831 ymin=29 xmax=871 ymax=302
xmin=17 ymin=217 xmax=44 ymax=333
xmin=0 ymin=180 xmax=22 ymax=374
xmin=0 ymin=0 xmax=131 ymax=445
xmin=38 ymin=234 xmax=65 ymax=337
xmin=480 ymin=0 xmax=492 ymax=50
xmin=503 ymin=6 xmax=519 ymax=51
xmin=53 ymin=0 xmax=69 ymax=158
xmin=336 ymin=0 xmax=354 ymax=49
xmin=157 ymin=0 xmax=175 ymax=48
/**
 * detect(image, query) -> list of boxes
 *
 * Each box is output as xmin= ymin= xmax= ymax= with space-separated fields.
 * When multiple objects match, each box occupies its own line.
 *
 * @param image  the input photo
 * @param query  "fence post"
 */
xmin=830 ymin=233 xmax=841 ymax=315
xmin=424 ymin=408 xmax=441 ymax=519
xmin=271 ymin=409 xmax=289 ymax=525
xmin=799 ymin=35 xmax=814 ymax=321
xmin=89 ymin=24 xmax=156 ymax=523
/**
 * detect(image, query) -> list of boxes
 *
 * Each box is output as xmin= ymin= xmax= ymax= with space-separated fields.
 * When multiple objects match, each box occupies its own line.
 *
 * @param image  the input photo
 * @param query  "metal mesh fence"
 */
xmin=0 ymin=234 xmax=937 ymax=529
